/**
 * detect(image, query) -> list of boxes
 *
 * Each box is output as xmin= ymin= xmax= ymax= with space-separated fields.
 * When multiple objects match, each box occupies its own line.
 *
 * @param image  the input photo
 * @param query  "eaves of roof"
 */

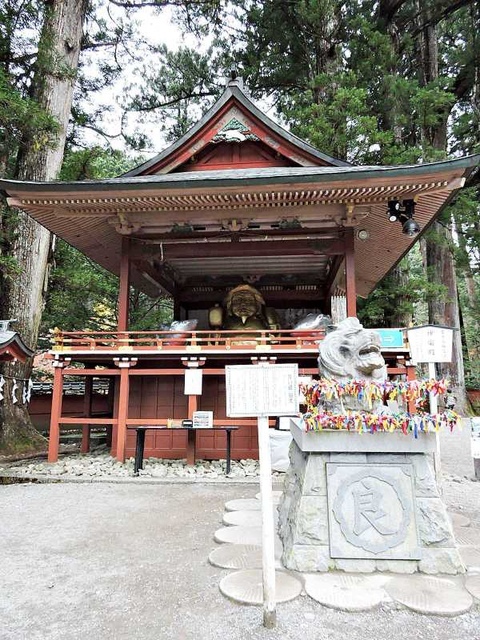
xmin=1 ymin=155 xmax=478 ymax=197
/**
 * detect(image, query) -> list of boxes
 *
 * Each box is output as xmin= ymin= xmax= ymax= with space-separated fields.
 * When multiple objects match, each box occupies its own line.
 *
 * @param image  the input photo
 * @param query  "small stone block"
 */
xmin=282 ymin=545 xmax=333 ymax=572
xmin=214 ymin=525 xmax=263 ymax=545
xmin=335 ymin=558 xmax=376 ymax=573
xmin=385 ymin=575 xmax=473 ymax=615
xmin=416 ymin=498 xmax=455 ymax=547
xmin=225 ymin=498 xmax=261 ymax=512
xmin=418 ymin=548 xmax=466 ymax=575
xmin=255 ymin=490 xmax=283 ymax=503
xmin=375 ymin=559 xmax=418 ymax=574
xmin=209 ymin=544 xmax=263 ymax=569
xmin=219 ymin=569 xmax=302 ymax=605
xmin=304 ymin=573 xmax=387 ymax=611
xmin=214 ymin=526 xmax=283 ymax=558
xmin=223 ymin=510 xmax=263 ymax=527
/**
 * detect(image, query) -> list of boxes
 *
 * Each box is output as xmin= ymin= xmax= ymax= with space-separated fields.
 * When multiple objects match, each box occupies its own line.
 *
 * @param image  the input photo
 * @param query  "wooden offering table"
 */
xmin=128 ymin=425 xmax=238 ymax=475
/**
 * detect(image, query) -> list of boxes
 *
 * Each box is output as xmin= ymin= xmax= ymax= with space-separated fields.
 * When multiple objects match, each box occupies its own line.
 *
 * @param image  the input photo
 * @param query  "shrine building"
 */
xmin=0 ymin=77 xmax=478 ymax=463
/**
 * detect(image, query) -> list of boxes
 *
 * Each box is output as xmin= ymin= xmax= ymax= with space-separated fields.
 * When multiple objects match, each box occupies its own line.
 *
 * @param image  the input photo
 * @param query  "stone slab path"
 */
xmin=212 ymin=492 xmax=480 ymax=616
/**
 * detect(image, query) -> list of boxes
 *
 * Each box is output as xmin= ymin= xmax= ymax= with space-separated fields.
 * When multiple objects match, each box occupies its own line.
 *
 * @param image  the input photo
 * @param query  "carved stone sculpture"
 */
xmin=318 ymin=317 xmax=387 ymax=412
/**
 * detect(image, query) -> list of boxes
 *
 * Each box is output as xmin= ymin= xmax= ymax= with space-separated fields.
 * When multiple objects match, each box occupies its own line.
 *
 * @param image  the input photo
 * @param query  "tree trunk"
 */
xmin=0 ymin=0 xmax=88 ymax=454
xmin=413 ymin=0 xmax=466 ymax=409
xmin=425 ymin=222 xmax=466 ymax=410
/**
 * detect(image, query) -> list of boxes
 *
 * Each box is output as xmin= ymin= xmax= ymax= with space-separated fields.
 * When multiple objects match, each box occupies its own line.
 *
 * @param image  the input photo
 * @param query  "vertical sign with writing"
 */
xmin=225 ymin=364 xmax=299 ymax=417
xmin=225 ymin=363 xmax=298 ymax=628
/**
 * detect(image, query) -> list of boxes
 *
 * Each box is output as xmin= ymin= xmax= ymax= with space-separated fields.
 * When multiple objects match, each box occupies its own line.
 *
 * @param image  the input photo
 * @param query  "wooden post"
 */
xmin=406 ymin=364 xmax=417 ymax=414
xmin=257 ymin=414 xmax=276 ymax=628
xmin=81 ymin=375 xmax=93 ymax=454
xmin=186 ymin=394 xmax=198 ymax=464
xmin=344 ymin=228 xmax=357 ymax=317
xmin=118 ymin=237 xmax=130 ymax=332
xmin=114 ymin=357 xmax=137 ymax=462
xmin=48 ymin=359 xmax=69 ymax=463
xmin=428 ymin=361 xmax=442 ymax=489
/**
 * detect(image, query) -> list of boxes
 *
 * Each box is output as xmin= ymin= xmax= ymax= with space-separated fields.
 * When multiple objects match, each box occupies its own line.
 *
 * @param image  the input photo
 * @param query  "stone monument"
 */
xmin=278 ymin=317 xmax=464 ymax=574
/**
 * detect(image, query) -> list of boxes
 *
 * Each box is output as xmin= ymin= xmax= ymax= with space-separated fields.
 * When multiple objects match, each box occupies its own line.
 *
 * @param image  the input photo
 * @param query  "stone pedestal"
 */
xmin=278 ymin=423 xmax=464 ymax=574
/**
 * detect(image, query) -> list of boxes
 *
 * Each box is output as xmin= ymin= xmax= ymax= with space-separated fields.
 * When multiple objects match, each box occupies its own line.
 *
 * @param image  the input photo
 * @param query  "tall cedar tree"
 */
xmin=0 ymin=0 xmax=88 ymax=454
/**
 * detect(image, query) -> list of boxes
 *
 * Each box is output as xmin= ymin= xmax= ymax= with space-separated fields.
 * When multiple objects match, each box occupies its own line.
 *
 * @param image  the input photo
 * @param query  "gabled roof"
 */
xmin=1 ymin=155 xmax=478 ymax=301
xmin=123 ymin=78 xmax=351 ymax=176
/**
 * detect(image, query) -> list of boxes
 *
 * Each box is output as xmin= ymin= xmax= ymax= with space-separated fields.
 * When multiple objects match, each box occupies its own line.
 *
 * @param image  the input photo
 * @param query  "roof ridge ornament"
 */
xmin=227 ymin=68 xmax=244 ymax=90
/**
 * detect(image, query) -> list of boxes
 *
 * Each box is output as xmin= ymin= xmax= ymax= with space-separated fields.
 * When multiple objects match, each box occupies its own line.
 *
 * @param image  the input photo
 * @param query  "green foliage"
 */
xmin=125 ymin=45 xmax=221 ymax=144
xmin=0 ymin=68 xmax=59 ymax=175
xmin=59 ymin=146 xmax=143 ymax=180
xmin=357 ymin=248 xmax=446 ymax=328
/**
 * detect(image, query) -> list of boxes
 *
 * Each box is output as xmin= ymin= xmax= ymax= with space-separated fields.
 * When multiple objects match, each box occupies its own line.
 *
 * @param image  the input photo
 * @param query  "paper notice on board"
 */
xmin=184 ymin=369 xmax=203 ymax=395
xmin=225 ymin=364 xmax=299 ymax=417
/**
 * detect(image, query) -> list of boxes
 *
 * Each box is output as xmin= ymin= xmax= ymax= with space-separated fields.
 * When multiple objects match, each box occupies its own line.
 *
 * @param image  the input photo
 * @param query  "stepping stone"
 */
xmin=215 ymin=525 xmax=263 ymax=545
xmin=223 ymin=510 xmax=263 ymax=527
xmin=225 ymin=498 xmax=261 ymax=512
xmin=304 ymin=574 xmax=386 ymax=612
xmin=219 ymin=569 xmax=302 ymax=604
xmin=449 ymin=512 xmax=471 ymax=529
xmin=385 ymin=575 xmax=473 ymax=615
xmin=460 ymin=546 xmax=480 ymax=571
xmin=255 ymin=490 xmax=283 ymax=503
xmin=209 ymin=544 xmax=263 ymax=569
xmin=465 ymin=575 xmax=480 ymax=600
xmin=454 ymin=527 xmax=480 ymax=546
xmin=213 ymin=526 xmax=283 ymax=557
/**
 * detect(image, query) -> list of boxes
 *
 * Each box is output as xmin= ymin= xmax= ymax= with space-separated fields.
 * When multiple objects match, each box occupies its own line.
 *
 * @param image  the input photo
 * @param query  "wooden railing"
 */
xmin=51 ymin=328 xmax=326 ymax=354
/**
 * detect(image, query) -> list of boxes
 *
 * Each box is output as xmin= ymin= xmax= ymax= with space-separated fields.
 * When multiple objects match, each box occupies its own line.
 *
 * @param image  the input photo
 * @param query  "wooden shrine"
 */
xmin=0 ymin=77 xmax=478 ymax=463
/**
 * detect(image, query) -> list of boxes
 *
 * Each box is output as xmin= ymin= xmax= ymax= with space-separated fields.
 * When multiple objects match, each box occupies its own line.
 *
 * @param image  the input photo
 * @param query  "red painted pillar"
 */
xmin=344 ymin=228 xmax=357 ymax=317
xmin=48 ymin=358 xmax=70 ymax=463
xmin=114 ymin=357 xmax=137 ymax=462
xmin=117 ymin=237 xmax=130 ymax=332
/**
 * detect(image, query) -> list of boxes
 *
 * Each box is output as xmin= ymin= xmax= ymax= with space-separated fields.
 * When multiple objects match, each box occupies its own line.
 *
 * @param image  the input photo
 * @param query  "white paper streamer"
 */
xmin=22 ymin=379 xmax=33 ymax=404
xmin=0 ymin=375 xmax=4 ymax=402
xmin=26 ymin=378 xmax=33 ymax=404
xmin=11 ymin=378 xmax=18 ymax=404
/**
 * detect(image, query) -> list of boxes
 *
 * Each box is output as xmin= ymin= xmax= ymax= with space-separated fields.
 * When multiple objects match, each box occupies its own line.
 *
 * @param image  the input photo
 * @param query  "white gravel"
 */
xmin=0 ymin=446 xmax=275 ymax=483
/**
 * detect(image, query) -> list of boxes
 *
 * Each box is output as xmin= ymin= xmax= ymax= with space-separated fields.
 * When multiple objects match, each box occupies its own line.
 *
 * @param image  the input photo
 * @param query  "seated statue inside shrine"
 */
xmin=209 ymin=284 xmax=280 ymax=332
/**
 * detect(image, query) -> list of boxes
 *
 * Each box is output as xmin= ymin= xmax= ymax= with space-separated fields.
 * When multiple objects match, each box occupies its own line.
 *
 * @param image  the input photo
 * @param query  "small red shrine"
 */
xmin=0 ymin=78 xmax=478 ymax=463
xmin=0 ymin=320 xmax=34 ymax=363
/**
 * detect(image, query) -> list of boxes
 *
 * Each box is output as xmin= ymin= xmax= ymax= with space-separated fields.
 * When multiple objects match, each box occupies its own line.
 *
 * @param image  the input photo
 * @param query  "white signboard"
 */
xmin=406 ymin=325 xmax=454 ymax=364
xmin=193 ymin=411 xmax=213 ymax=428
xmin=225 ymin=364 xmax=299 ymax=417
xmin=184 ymin=369 xmax=203 ymax=395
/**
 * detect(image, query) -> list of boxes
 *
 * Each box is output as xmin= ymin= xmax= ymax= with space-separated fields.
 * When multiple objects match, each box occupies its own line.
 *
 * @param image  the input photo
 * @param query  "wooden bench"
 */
xmin=127 ymin=425 xmax=239 ymax=476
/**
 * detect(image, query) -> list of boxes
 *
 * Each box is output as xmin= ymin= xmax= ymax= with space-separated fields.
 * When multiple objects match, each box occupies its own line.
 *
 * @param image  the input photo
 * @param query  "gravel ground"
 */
xmin=0 ymin=420 xmax=479 ymax=640
xmin=1 ymin=482 xmax=479 ymax=640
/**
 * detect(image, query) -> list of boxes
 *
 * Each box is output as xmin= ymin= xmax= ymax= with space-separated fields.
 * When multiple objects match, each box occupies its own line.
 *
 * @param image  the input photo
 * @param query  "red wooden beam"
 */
xmin=143 ymin=238 xmax=345 ymax=260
